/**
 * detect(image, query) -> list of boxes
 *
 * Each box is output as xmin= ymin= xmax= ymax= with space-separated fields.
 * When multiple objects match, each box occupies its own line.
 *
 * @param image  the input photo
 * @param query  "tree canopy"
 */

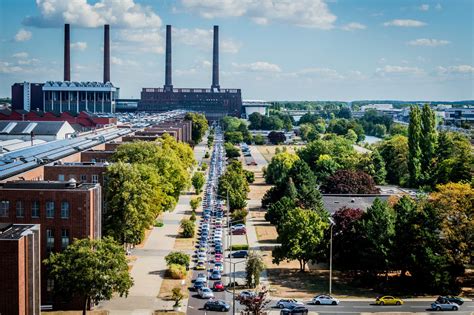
xmin=185 ymin=112 xmax=209 ymax=144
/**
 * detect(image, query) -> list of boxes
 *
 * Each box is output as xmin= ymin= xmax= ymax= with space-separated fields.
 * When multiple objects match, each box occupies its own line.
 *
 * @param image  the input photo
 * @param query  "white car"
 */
xmin=197 ymin=252 xmax=207 ymax=261
xmin=231 ymin=224 xmax=246 ymax=230
xmin=195 ymin=273 xmax=207 ymax=283
xmin=276 ymin=299 xmax=304 ymax=309
xmin=198 ymin=287 xmax=215 ymax=299
xmin=311 ymin=295 xmax=340 ymax=305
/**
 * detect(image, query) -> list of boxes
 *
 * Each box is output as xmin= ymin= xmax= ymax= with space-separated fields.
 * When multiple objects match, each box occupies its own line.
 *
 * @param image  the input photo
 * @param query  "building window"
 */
xmin=92 ymin=175 xmax=99 ymax=184
xmin=31 ymin=201 xmax=40 ymax=218
xmin=0 ymin=200 xmax=9 ymax=217
xmin=61 ymin=229 xmax=70 ymax=249
xmin=16 ymin=201 xmax=24 ymax=217
xmin=47 ymin=279 xmax=54 ymax=292
xmin=61 ymin=201 xmax=70 ymax=219
xmin=46 ymin=201 xmax=55 ymax=218
xmin=58 ymin=174 xmax=65 ymax=181
xmin=46 ymin=229 xmax=55 ymax=252
xmin=80 ymin=174 xmax=87 ymax=181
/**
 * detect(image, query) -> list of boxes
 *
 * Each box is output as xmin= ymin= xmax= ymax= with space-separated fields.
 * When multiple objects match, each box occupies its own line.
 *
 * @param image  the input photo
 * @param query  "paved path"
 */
xmin=98 ymin=139 xmax=208 ymax=315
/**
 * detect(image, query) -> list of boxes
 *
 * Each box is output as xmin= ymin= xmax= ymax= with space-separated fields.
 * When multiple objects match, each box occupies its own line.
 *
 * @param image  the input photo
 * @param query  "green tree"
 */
xmin=245 ymin=252 xmax=265 ymax=288
xmin=345 ymin=129 xmax=358 ymax=143
xmin=180 ymin=219 xmax=195 ymax=238
xmin=264 ymin=152 xmax=299 ymax=185
xmin=165 ymin=251 xmax=190 ymax=267
xmin=224 ymin=131 xmax=244 ymax=144
xmin=408 ymin=105 xmax=422 ymax=187
xmin=248 ymin=112 xmax=263 ymax=129
xmin=253 ymin=134 xmax=265 ymax=145
xmin=265 ymin=195 xmax=295 ymax=225
xmin=373 ymin=124 xmax=387 ymax=137
xmin=273 ymin=208 xmax=329 ymax=271
xmin=192 ymin=172 xmax=205 ymax=194
xmin=420 ymin=104 xmax=438 ymax=183
xmin=218 ymin=160 xmax=249 ymax=211
xmin=244 ymin=169 xmax=255 ymax=183
xmin=378 ymin=135 xmax=408 ymax=185
xmin=313 ymin=154 xmax=340 ymax=182
xmin=224 ymin=142 xmax=241 ymax=159
xmin=267 ymin=131 xmax=286 ymax=144
xmin=44 ymin=237 xmax=133 ymax=315
xmin=172 ymin=287 xmax=184 ymax=307
xmin=287 ymin=160 xmax=324 ymax=211
xmin=190 ymin=197 xmax=201 ymax=211
xmin=185 ymin=112 xmax=209 ymax=144
xmin=371 ymin=149 xmax=387 ymax=185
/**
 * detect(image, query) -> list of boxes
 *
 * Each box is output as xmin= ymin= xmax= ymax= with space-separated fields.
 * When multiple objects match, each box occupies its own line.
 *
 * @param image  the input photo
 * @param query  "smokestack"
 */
xmin=64 ymin=24 xmax=70 ymax=81
xmin=212 ymin=25 xmax=220 ymax=91
xmin=164 ymin=25 xmax=173 ymax=91
xmin=103 ymin=24 xmax=110 ymax=83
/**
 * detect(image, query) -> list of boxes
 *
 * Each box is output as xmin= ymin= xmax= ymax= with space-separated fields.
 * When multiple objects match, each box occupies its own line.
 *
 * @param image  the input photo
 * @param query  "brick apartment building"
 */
xmin=44 ymin=162 xmax=108 ymax=187
xmin=0 ymin=223 xmax=41 ymax=315
xmin=81 ymin=149 xmax=115 ymax=163
xmin=0 ymin=181 xmax=102 ymax=306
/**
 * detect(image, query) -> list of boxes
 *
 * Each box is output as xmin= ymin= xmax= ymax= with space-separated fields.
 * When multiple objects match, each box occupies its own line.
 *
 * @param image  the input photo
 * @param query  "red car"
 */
xmin=214 ymin=254 xmax=223 ymax=262
xmin=232 ymin=228 xmax=246 ymax=235
xmin=213 ymin=281 xmax=225 ymax=291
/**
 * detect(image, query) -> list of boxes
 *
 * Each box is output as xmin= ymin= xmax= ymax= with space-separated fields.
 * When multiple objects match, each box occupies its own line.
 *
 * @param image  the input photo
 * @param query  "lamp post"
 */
xmin=224 ymin=258 xmax=247 ymax=315
xmin=329 ymin=217 xmax=335 ymax=296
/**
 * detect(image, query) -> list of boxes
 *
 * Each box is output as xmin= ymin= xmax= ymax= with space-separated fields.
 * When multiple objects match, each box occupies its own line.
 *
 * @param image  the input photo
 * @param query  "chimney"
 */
xmin=164 ymin=25 xmax=173 ymax=91
xmin=64 ymin=24 xmax=70 ymax=81
xmin=211 ymin=25 xmax=220 ymax=91
xmin=103 ymin=24 xmax=110 ymax=83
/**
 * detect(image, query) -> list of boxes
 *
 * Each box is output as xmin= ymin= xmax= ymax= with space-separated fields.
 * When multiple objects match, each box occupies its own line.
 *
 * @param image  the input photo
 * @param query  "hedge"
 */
xmin=230 ymin=244 xmax=249 ymax=251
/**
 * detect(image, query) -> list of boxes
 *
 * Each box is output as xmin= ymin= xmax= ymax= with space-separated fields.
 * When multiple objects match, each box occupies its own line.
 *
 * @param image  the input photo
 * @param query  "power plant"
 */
xmin=138 ymin=25 xmax=243 ymax=120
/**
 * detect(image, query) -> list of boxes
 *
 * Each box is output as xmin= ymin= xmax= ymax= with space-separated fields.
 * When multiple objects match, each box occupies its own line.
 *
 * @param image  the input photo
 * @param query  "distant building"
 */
xmin=0 ymin=180 xmax=102 ymax=306
xmin=44 ymin=162 xmax=108 ymax=187
xmin=116 ymin=98 xmax=139 ymax=112
xmin=242 ymin=100 xmax=272 ymax=119
xmin=0 ymin=223 xmax=41 ymax=315
xmin=444 ymin=107 xmax=474 ymax=126
xmin=11 ymin=82 xmax=45 ymax=111
xmin=360 ymin=103 xmax=393 ymax=111
xmin=0 ymin=121 xmax=76 ymax=141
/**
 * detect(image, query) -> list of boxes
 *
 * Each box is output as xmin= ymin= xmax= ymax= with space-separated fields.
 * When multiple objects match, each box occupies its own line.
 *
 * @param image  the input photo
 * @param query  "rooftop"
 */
xmin=44 ymin=81 xmax=114 ymax=88
xmin=0 ymin=180 xmax=98 ymax=190
xmin=0 ymin=121 xmax=71 ymax=136
xmin=49 ymin=161 xmax=110 ymax=167
xmin=0 ymin=223 xmax=37 ymax=240
xmin=322 ymin=195 xmax=390 ymax=214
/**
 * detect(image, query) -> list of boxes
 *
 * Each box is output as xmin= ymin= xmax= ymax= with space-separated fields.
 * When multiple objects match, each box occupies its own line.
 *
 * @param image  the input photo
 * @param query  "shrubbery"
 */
xmin=230 ymin=244 xmax=249 ymax=250
xmin=168 ymin=264 xmax=186 ymax=279
xmin=165 ymin=251 xmax=190 ymax=266
xmin=180 ymin=219 xmax=195 ymax=238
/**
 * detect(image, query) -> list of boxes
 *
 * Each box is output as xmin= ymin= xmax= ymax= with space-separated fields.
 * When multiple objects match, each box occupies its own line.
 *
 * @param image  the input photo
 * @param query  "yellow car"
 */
xmin=375 ymin=296 xmax=404 ymax=305
xmin=195 ymin=262 xmax=206 ymax=270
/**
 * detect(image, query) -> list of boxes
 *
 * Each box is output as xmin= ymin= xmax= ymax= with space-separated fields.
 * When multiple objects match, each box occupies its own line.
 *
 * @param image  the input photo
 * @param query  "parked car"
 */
xmin=195 ymin=261 xmax=206 ymax=270
xmin=232 ymin=229 xmax=246 ymax=235
xmin=311 ymin=295 xmax=340 ymax=305
xmin=197 ymin=252 xmax=207 ymax=261
xmin=231 ymin=224 xmax=246 ymax=230
xmin=213 ymin=281 xmax=225 ymax=291
xmin=198 ymin=287 xmax=215 ymax=299
xmin=204 ymin=300 xmax=230 ymax=312
xmin=280 ymin=305 xmax=309 ymax=315
xmin=195 ymin=273 xmax=207 ymax=283
xmin=437 ymin=296 xmax=464 ymax=306
xmin=229 ymin=250 xmax=248 ymax=258
xmin=214 ymin=262 xmax=224 ymax=271
xmin=238 ymin=290 xmax=256 ymax=300
xmin=277 ymin=299 xmax=304 ymax=309
xmin=431 ymin=301 xmax=459 ymax=311
xmin=210 ymin=270 xmax=222 ymax=280
xmin=375 ymin=296 xmax=404 ymax=305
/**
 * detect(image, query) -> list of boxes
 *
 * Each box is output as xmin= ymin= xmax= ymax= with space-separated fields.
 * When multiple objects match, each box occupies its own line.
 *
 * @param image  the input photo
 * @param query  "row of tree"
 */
xmin=218 ymin=160 xmax=250 ymax=211
xmin=248 ymin=112 xmax=293 ymax=131
xmin=185 ymin=112 xmax=209 ymax=145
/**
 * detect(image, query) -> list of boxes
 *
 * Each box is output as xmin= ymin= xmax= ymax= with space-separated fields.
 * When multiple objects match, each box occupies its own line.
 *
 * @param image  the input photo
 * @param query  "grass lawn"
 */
xmin=158 ymin=269 xmax=193 ymax=300
xmin=255 ymin=145 xmax=304 ymax=163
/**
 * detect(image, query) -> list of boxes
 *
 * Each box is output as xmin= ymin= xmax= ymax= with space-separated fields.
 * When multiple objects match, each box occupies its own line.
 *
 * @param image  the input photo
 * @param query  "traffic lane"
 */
xmin=265 ymin=300 xmax=474 ymax=315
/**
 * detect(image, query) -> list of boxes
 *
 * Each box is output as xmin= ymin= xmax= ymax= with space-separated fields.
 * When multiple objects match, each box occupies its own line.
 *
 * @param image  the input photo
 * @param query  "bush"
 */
xmin=190 ymin=197 xmax=201 ymax=211
xmin=180 ymin=219 xmax=195 ymax=238
xmin=230 ymin=244 xmax=249 ymax=251
xmin=192 ymin=172 xmax=205 ymax=194
xmin=254 ymin=134 xmax=265 ymax=145
xmin=204 ymin=152 xmax=210 ymax=159
xmin=200 ymin=162 xmax=208 ymax=172
xmin=224 ymin=142 xmax=240 ymax=159
xmin=168 ymin=263 xmax=187 ymax=279
xmin=165 ymin=251 xmax=190 ymax=266
xmin=154 ymin=220 xmax=164 ymax=227
xmin=172 ymin=286 xmax=184 ymax=307
xmin=231 ymin=209 xmax=248 ymax=223
xmin=244 ymin=169 xmax=255 ymax=183
xmin=190 ymin=211 xmax=196 ymax=221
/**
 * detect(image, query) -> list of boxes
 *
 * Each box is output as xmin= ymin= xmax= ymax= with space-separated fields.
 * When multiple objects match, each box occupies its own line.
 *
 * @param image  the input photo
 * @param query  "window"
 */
xmin=60 ymin=201 xmax=70 ymax=219
xmin=61 ymin=229 xmax=69 ymax=249
xmin=46 ymin=229 xmax=55 ymax=251
xmin=92 ymin=175 xmax=99 ymax=184
xmin=46 ymin=201 xmax=54 ymax=218
xmin=58 ymin=174 xmax=65 ymax=181
xmin=47 ymin=279 xmax=54 ymax=292
xmin=0 ymin=201 xmax=9 ymax=217
xmin=80 ymin=174 xmax=87 ymax=181
xmin=31 ymin=201 xmax=40 ymax=218
xmin=16 ymin=201 xmax=24 ymax=217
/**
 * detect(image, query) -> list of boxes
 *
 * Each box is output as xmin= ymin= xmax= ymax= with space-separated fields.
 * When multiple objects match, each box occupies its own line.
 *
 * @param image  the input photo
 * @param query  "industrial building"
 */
xmin=0 ymin=121 xmax=76 ymax=142
xmin=242 ymin=100 xmax=272 ymax=118
xmin=138 ymin=25 xmax=242 ymax=120
xmin=11 ymin=24 xmax=118 ymax=114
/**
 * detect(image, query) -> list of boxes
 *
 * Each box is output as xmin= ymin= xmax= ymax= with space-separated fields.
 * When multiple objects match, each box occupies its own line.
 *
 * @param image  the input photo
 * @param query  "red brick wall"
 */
xmin=0 ymin=239 xmax=21 ymax=315
xmin=2 ymin=165 xmax=45 ymax=183
xmin=81 ymin=150 xmax=115 ymax=163
xmin=44 ymin=165 xmax=107 ymax=186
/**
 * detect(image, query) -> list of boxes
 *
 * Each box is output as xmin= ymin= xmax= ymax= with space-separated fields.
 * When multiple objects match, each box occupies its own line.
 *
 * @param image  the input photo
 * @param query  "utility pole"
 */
xmin=329 ymin=217 xmax=335 ymax=296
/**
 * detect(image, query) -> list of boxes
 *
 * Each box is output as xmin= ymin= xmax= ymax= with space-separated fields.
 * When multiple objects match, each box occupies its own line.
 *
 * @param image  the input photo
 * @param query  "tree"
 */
xmin=253 ymin=134 xmax=265 ymax=145
xmin=337 ymin=107 xmax=352 ymax=119
xmin=224 ymin=142 xmax=241 ymax=159
xmin=313 ymin=154 xmax=340 ymax=182
xmin=267 ymin=131 xmax=286 ymax=144
xmin=408 ymin=105 xmax=422 ymax=187
xmin=373 ymin=124 xmax=387 ymax=137
xmin=264 ymin=152 xmax=299 ymax=185
xmin=180 ymin=219 xmax=195 ymax=238
xmin=265 ymin=196 xmax=296 ymax=225
xmin=245 ymin=252 xmax=265 ymax=288
xmin=218 ymin=160 xmax=249 ymax=211
xmin=192 ymin=172 xmax=205 ymax=194
xmin=273 ymin=207 xmax=329 ymax=271
xmin=321 ymin=170 xmax=380 ymax=194
xmin=224 ymin=131 xmax=244 ymax=144
xmin=248 ymin=112 xmax=263 ymax=129
xmin=371 ymin=150 xmax=387 ymax=185
xmin=190 ymin=197 xmax=201 ymax=211
xmin=185 ymin=112 xmax=209 ymax=144
xmin=378 ymin=135 xmax=408 ymax=185
xmin=287 ymin=160 xmax=324 ymax=211
xmin=345 ymin=129 xmax=358 ymax=143
xmin=389 ymin=123 xmax=408 ymax=136
xmin=172 ymin=287 xmax=184 ymax=307
xmin=165 ymin=251 xmax=190 ymax=267
xmin=244 ymin=169 xmax=255 ymax=183
xmin=44 ymin=237 xmax=133 ymax=315
xmin=237 ymin=288 xmax=272 ymax=315
xmin=420 ymin=104 xmax=438 ymax=182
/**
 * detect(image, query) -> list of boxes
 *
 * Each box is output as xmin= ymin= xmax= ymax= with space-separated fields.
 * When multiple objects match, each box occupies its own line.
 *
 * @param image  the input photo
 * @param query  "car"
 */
xmin=229 ymin=250 xmax=248 ymax=258
xmin=375 ymin=296 xmax=404 ymax=305
xmin=214 ymin=254 xmax=223 ymax=262
xmin=276 ymin=299 xmax=304 ymax=309
xmin=195 ymin=273 xmax=207 ymax=283
xmin=197 ymin=252 xmax=207 ymax=261
xmin=215 ymin=247 xmax=223 ymax=255
xmin=232 ymin=229 xmax=246 ymax=235
xmin=195 ymin=262 xmax=206 ymax=270
xmin=214 ymin=262 xmax=224 ymax=271
xmin=431 ymin=301 xmax=460 ymax=311
xmin=437 ymin=296 xmax=464 ymax=306
xmin=231 ymin=224 xmax=246 ymax=230
xmin=280 ymin=305 xmax=309 ymax=315
xmin=238 ymin=290 xmax=256 ymax=300
xmin=210 ymin=270 xmax=222 ymax=280
xmin=198 ymin=287 xmax=215 ymax=299
xmin=311 ymin=295 xmax=340 ymax=305
xmin=193 ymin=279 xmax=206 ymax=290
xmin=204 ymin=299 xmax=230 ymax=312
xmin=213 ymin=281 xmax=225 ymax=291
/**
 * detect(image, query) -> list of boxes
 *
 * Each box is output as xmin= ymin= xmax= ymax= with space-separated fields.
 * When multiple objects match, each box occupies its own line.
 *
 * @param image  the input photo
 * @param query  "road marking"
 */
xmin=188 ymin=306 xmax=195 ymax=309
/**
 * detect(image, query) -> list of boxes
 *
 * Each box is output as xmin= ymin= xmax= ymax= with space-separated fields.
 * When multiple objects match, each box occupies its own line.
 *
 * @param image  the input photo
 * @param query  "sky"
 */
xmin=0 ymin=0 xmax=473 ymax=101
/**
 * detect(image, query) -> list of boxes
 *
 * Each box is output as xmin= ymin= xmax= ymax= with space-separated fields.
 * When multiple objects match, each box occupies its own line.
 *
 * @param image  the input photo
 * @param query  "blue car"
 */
xmin=204 ymin=299 xmax=230 ymax=312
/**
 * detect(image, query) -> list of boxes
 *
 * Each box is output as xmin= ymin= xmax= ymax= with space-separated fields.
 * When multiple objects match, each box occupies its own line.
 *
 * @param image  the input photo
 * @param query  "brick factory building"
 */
xmin=44 ymin=162 xmax=108 ymax=187
xmin=0 ymin=223 xmax=41 ymax=315
xmin=0 ymin=181 xmax=102 ymax=306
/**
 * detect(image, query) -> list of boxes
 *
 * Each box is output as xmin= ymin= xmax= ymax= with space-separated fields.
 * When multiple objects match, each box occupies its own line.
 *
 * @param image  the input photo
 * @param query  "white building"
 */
xmin=0 ymin=121 xmax=76 ymax=142
xmin=242 ymin=100 xmax=272 ymax=119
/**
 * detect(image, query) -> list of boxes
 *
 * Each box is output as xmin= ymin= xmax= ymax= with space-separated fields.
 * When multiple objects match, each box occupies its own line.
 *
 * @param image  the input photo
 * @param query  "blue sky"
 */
xmin=0 ymin=0 xmax=472 ymax=101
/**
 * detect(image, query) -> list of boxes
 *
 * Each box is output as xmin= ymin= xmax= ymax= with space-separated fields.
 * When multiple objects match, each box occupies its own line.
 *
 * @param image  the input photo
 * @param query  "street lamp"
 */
xmin=224 ymin=258 xmax=247 ymax=315
xmin=328 ymin=217 xmax=335 ymax=296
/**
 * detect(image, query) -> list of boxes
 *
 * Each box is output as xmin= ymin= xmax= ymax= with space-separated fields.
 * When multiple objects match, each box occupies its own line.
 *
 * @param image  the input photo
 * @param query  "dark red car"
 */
xmin=213 ymin=281 xmax=225 ymax=291
xmin=232 ymin=228 xmax=246 ymax=235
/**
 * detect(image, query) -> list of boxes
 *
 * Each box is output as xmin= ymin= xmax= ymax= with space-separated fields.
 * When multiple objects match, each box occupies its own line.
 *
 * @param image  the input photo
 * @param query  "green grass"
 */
xmin=154 ymin=220 xmax=164 ymax=227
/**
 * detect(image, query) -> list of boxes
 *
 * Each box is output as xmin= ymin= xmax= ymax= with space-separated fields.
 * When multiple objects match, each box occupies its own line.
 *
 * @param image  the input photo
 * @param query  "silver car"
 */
xmin=198 ymin=287 xmax=215 ymax=299
xmin=431 ymin=301 xmax=459 ymax=311
xmin=276 ymin=299 xmax=304 ymax=309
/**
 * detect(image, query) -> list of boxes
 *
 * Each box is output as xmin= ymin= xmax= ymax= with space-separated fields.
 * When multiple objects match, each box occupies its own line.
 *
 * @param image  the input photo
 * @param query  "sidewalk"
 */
xmin=97 ymin=139 xmax=207 ymax=315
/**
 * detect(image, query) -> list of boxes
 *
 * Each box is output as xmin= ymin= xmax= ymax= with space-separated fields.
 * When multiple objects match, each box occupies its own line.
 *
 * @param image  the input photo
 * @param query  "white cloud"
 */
xmin=71 ymin=41 xmax=87 ymax=51
xmin=173 ymin=28 xmax=241 ymax=53
xmin=407 ymin=38 xmax=450 ymax=47
xmin=23 ymin=0 xmax=162 ymax=29
xmin=383 ymin=19 xmax=426 ymax=27
xmin=111 ymin=56 xmax=123 ymax=65
xmin=341 ymin=22 xmax=366 ymax=31
xmin=419 ymin=4 xmax=430 ymax=11
xmin=376 ymin=65 xmax=424 ymax=75
xmin=17 ymin=58 xmax=40 ymax=65
xmin=181 ymin=0 xmax=337 ymax=29
xmin=0 ymin=61 xmax=24 ymax=73
xmin=232 ymin=61 xmax=282 ymax=73
xmin=119 ymin=29 xmax=164 ymax=54
xmin=12 ymin=52 xmax=29 ymax=58
xmin=437 ymin=65 xmax=474 ymax=75
xmin=294 ymin=67 xmax=344 ymax=79
xmin=14 ymin=29 xmax=32 ymax=41
xmin=435 ymin=3 xmax=442 ymax=10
